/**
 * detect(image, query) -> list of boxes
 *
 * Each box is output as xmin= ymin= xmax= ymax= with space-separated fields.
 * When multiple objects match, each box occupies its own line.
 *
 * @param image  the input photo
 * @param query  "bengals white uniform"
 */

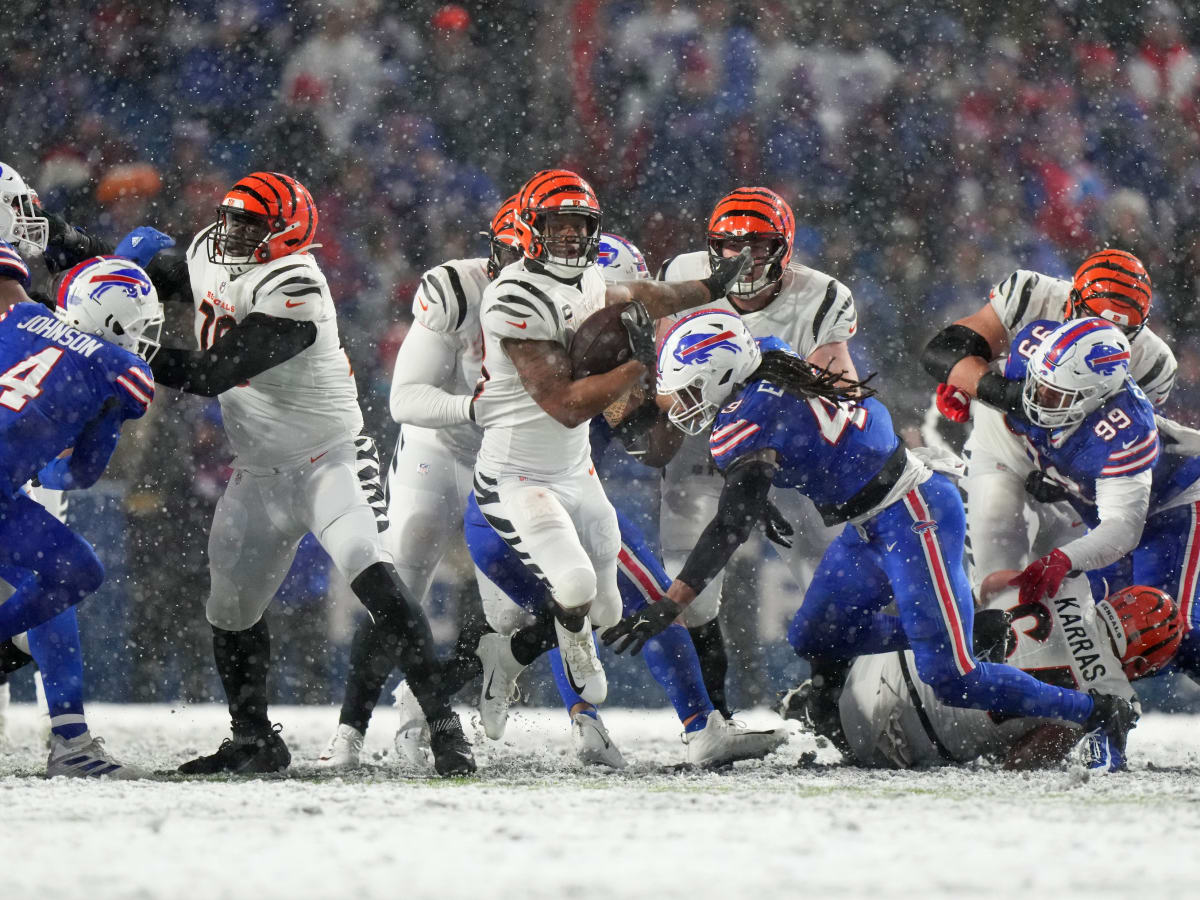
xmin=963 ymin=270 xmax=1177 ymax=589
xmin=658 ymin=250 xmax=858 ymax=627
xmin=839 ymin=576 xmax=1132 ymax=767
xmin=184 ymin=227 xmax=389 ymax=631
xmin=472 ymin=260 xmax=622 ymax=629
xmin=384 ymin=258 xmax=487 ymax=602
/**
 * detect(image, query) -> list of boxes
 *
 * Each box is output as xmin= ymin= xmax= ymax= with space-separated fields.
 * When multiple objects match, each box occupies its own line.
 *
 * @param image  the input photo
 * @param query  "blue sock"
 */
xmin=26 ymin=607 xmax=87 ymax=740
xmin=549 ymin=646 xmax=599 ymax=718
xmin=642 ymin=623 xmax=715 ymax=727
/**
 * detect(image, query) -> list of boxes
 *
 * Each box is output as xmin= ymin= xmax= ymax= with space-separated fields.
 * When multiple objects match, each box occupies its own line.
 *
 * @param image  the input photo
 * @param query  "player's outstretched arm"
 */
xmin=502 ymin=337 xmax=646 ymax=429
xmin=607 ymin=247 xmax=752 ymax=319
xmin=389 ymin=322 xmax=473 ymax=427
xmin=36 ymin=404 xmax=125 ymax=491
xmin=602 ymin=450 xmax=777 ymax=654
xmin=921 ymin=304 xmax=1008 ymax=397
xmin=152 ymin=312 xmax=316 ymax=396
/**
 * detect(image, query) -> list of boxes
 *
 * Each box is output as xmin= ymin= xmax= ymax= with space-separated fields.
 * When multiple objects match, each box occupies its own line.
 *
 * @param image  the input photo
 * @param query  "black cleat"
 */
xmin=178 ymin=723 xmax=292 ymax=775
xmin=429 ymin=715 xmax=476 ymax=776
xmin=1083 ymin=691 xmax=1139 ymax=757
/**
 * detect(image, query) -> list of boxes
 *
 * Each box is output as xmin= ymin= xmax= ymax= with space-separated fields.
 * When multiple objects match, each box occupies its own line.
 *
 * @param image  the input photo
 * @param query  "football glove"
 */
xmin=1009 ymin=548 xmax=1073 ymax=605
xmin=1024 ymin=471 xmax=1072 ymax=504
xmin=700 ymin=246 xmax=752 ymax=300
xmin=115 ymin=226 xmax=175 ymax=267
xmin=762 ymin=500 xmax=794 ymax=549
xmin=975 ymin=371 xmax=1027 ymax=420
xmin=934 ymin=383 xmax=971 ymax=423
xmin=619 ymin=300 xmax=656 ymax=372
xmin=601 ymin=598 xmax=683 ymax=655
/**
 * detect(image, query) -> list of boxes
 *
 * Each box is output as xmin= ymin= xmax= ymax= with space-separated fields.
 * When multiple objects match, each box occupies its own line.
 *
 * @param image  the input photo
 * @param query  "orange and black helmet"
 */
xmin=513 ymin=169 xmax=601 ymax=271
xmin=208 ymin=172 xmax=318 ymax=273
xmin=1067 ymin=249 xmax=1152 ymax=337
xmin=484 ymin=194 xmax=521 ymax=280
xmin=1097 ymin=585 xmax=1184 ymax=680
xmin=706 ymin=187 xmax=795 ymax=298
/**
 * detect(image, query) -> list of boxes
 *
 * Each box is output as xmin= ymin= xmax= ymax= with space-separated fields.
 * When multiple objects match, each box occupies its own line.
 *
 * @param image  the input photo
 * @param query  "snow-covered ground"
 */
xmin=2 ymin=702 xmax=1198 ymax=900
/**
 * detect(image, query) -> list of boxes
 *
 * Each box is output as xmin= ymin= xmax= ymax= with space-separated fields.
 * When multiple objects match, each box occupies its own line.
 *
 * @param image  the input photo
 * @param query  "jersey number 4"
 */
xmin=807 ymin=396 xmax=867 ymax=444
xmin=0 ymin=347 xmax=64 ymax=411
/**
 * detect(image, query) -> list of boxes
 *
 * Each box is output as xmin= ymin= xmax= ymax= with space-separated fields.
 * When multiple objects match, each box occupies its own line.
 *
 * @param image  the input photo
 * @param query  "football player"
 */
xmin=804 ymin=574 xmax=1181 ymax=771
xmin=468 ymin=168 xmax=752 ymax=738
xmin=604 ymin=311 xmax=1140 ymax=757
xmin=50 ymin=172 xmax=476 ymax=776
xmin=655 ymin=187 xmax=859 ymax=717
xmin=0 ymin=249 xmax=162 ymax=778
xmin=921 ymin=251 xmax=1176 ymax=593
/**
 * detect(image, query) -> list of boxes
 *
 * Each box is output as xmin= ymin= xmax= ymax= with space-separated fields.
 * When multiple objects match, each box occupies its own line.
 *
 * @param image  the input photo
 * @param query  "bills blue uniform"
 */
xmin=1004 ymin=319 xmax=1200 ymax=678
xmin=0 ymin=300 xmax=153 ymax=643
xmin=713 ymin=340 xmax=1095 ymax=725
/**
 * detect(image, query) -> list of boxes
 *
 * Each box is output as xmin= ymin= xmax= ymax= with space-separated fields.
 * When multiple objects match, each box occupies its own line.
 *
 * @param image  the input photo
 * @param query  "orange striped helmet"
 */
xmin=1097 ymin=585 xmax=1183 ymax=680
xmin=207 ymin=172 xmax=318 ymax=275
xmin=513 ymin=169 xmax=602 ymax=274
xmin=706 ymin=187 xmax=795 ymax=299
xmin=1068 ymin=249 xmax=1152 ymax=337
xmin=484 ymin=194 xmax=521 ymax=280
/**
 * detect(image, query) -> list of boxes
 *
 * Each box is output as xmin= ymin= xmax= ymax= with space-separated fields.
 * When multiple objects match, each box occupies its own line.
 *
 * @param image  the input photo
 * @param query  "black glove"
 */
xmin=763 ymin=500 xmax=794 ymax=549
xmin=611 ymin=400 xmax=658 ymax=454
xmin=976 ymin=371 xmax=1027 ymax=420
xmin=601 ymin=598 xmax=683 ymax=655
xmin=619 ymin=300 xmax=656 ymax=371
xmin=43 ymin=210 xmax=108 ymax=274
xmin=700 ymin=246 xmax=752 ymax=300
xmin=1024 ymin=471 xmax=1072 ymax=504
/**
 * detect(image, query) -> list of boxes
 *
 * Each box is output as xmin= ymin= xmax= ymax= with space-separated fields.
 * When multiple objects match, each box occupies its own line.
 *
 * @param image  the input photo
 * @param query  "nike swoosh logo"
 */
xmin=483 ymin=671 xmax=497 ymax=700
xmin=1120 ymin=439 xmax=1137 ymax=448
xmin=285 ymin=300 xmax=305 ymax=308
xmin=418 ymin=298 xmax=428 ymax=311
xmin=310 ymin=450 xmax=329 ymax=464
xmin=565 ymin=668 xmax=587 ymax=695
xmin=506 ymin=320 xmax=528 ymax=329
xmin=886 ymin=542 xmax=898 ymax=552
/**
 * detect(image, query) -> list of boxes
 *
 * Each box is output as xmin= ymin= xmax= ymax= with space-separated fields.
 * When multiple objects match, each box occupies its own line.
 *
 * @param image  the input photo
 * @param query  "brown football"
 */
xmin=569 ymin=302 xmax=633 ymax=378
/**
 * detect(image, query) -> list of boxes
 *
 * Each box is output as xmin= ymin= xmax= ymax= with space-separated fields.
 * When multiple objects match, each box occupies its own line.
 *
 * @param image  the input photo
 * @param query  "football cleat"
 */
xmin=476 ymin=632 xmax=526 ymax=740
xmin=1076 ymin=728 xmax=1126 ymax=775
xmin=178 ymin=723 xmax=291 ymax=775
xmin=554 ymin=616 xmax=607 ymax=705
xmin=392 ymin=679 xmax=433 ymax=769
xmin=47 ymin=732 xmax=147 ymax=780
xmin=316 ymin=723 xmax=364 ymax=769
xmin=429 ymin=715 xmax=476 ymax=776
xmin=684 ymin=711 xmax=787 ymax=768
xmin=1083 ymin=691 xmax=1139 ymax=763
xmin=571 ymin=712 xmax=626 ymax=769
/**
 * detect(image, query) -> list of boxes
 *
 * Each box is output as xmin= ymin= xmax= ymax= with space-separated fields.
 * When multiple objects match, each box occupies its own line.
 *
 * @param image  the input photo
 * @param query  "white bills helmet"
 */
xmin=0 ymin=162 xmax=49 ymax=257
xmin=1022 ymin=317 xmax=1131 ymax=429
xmin=56 ymin=256 xmax=165 ymax=360
xmin=657 ymin=309 xmax=760 ymax=435
xmin=596 ymin=233 xmax=650 ymax=284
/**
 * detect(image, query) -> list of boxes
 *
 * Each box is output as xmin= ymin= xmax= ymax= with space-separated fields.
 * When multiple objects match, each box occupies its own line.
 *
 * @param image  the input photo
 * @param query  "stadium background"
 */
xmin=3 ymin=0 xmax=1200 ymax=712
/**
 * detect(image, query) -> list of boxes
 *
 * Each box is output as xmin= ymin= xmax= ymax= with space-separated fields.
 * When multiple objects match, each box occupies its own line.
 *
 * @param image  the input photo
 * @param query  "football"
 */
xmin=568 ymin=301 xmax=634 ymax=378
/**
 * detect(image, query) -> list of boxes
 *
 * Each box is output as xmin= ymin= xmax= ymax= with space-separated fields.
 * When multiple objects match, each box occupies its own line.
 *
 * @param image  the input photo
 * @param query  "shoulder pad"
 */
xmin=414 ymin=260 xmax=481 ymax=333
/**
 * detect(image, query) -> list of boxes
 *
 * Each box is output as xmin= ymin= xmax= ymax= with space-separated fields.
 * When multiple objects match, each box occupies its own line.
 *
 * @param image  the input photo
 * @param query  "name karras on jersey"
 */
xmin=658 ymin=250 xmax=857 ymax=356
xmin=987 ymin=268 xmax=1177 ymax=405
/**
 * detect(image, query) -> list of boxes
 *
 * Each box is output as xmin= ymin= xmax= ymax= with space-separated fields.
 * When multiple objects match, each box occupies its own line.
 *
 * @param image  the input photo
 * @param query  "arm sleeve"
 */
xmin=676 ymin=458 xmax=777 ymax=594
xmin=146 ymin=254 xmax=193 ymax=305
xmin=389 ymin=322 xmax=473 ymax=426
xmin=36 ymin=406 xmax=124 ymax=491
xmin=151 ymin=312 xmax=316 ymax=396
xmin=1059 ymin=471 xmax=1152 ymax=572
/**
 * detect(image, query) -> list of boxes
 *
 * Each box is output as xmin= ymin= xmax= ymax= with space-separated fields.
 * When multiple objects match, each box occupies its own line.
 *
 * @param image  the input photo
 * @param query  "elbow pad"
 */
xmin=921 ymin=324 xmax=993 ymax=383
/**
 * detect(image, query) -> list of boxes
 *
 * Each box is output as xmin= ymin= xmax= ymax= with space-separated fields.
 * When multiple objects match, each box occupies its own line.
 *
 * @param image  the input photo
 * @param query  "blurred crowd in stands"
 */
xmin=3 ymin=0 xmax=1200 ymax=704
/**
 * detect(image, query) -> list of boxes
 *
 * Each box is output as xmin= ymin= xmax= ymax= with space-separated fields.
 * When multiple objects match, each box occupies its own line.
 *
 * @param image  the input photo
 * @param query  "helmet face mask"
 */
xmin=210 ymin=206 xmax=271 ymax=272
xmin=526 ymin=208 xmax=601 ymax=270
xmin=1021 ymin=318 xmax=1131 ymax=429
xmin=0 ymin=163 xmax=49 ymax=257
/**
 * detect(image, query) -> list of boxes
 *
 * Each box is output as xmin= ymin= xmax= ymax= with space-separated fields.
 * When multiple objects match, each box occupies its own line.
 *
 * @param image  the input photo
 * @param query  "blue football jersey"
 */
xmin=0 ymin=240 xmax=31 ymax=290
xmin=1002 ymin=319 xmax=1200 ymax=518
xmin=709 ymin=365 xmax=900 ymax=508
xmin=0 ymin=302 xmax=153 ymax=497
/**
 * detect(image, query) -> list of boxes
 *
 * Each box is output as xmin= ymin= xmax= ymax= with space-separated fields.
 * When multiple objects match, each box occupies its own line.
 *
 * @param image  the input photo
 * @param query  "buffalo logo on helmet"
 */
xmin=672 ymin=329 xmax=740 ymax=366
xmin=1084 ymin=341 xmax=1131 ymax=376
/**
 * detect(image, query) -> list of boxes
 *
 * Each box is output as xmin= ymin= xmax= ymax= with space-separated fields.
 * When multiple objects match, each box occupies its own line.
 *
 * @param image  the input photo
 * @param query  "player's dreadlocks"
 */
xmin=750 ymin=350 xmax=876 ymax=404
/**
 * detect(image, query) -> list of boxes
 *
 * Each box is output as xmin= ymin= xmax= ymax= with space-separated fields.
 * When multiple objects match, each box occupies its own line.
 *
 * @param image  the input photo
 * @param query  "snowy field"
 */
xmin=2 ymin=703 xmax=1198 ymax=900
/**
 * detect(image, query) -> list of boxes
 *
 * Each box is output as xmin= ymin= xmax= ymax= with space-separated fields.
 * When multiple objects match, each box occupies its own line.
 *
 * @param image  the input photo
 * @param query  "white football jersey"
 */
xmin=658 ymin=250 xmax=859 ymax=491
xmin=473 ymin=259 xmax=608 ymax=478
xmin=987 ymin=269 xmax=1176 ymax=406
xmin=185 ymin=226 xmax=362 ymax=469
xmin=405 ymin=257 xmax=488 ymax=461
xmin=839 ymin=576 xmax=1131 ymax=768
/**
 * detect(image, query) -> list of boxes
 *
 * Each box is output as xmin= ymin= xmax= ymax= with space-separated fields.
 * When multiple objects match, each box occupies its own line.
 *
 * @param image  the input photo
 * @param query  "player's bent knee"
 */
xmin=549 ymin=565 xmax=596 ymax=612
xmin=69 ymin=550 xmax=105 ymax=598
xmin=589 ymin=588 xmax=621 ymax=629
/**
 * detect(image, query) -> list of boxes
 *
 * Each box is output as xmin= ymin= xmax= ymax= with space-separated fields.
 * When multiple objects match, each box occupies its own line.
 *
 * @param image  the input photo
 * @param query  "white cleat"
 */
xmin=392 ymin=680 xmax=432 ymax=770
xmin=554 ymin=616 xmax=607 ymax=705
xmin=47 ymin=731 xmax=147 ymax=779
xmin=476 ymin=633 xmax=526 ymax=740
xmin=684 ymin=711 xmax=788 ymax=768
xmin=571 ymin=712 xmax=626 ymax=769
xmin=316 ymin=723 xmax=364 ymax=769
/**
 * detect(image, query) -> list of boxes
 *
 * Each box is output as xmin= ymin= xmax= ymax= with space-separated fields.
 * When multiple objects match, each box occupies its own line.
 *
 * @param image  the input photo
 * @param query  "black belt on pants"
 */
xmin=815 ymin=442 xmax=908 ymax=527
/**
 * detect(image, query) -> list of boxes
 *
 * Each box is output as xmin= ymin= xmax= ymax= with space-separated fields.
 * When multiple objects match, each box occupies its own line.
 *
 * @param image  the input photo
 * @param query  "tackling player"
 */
xmin=603 ymin=311 xmax=1140 ymax=756
xmin=656 ymin=187 xmax=859 ymax=717
xmin=50 ymin=172 xmax=476 ymax=776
